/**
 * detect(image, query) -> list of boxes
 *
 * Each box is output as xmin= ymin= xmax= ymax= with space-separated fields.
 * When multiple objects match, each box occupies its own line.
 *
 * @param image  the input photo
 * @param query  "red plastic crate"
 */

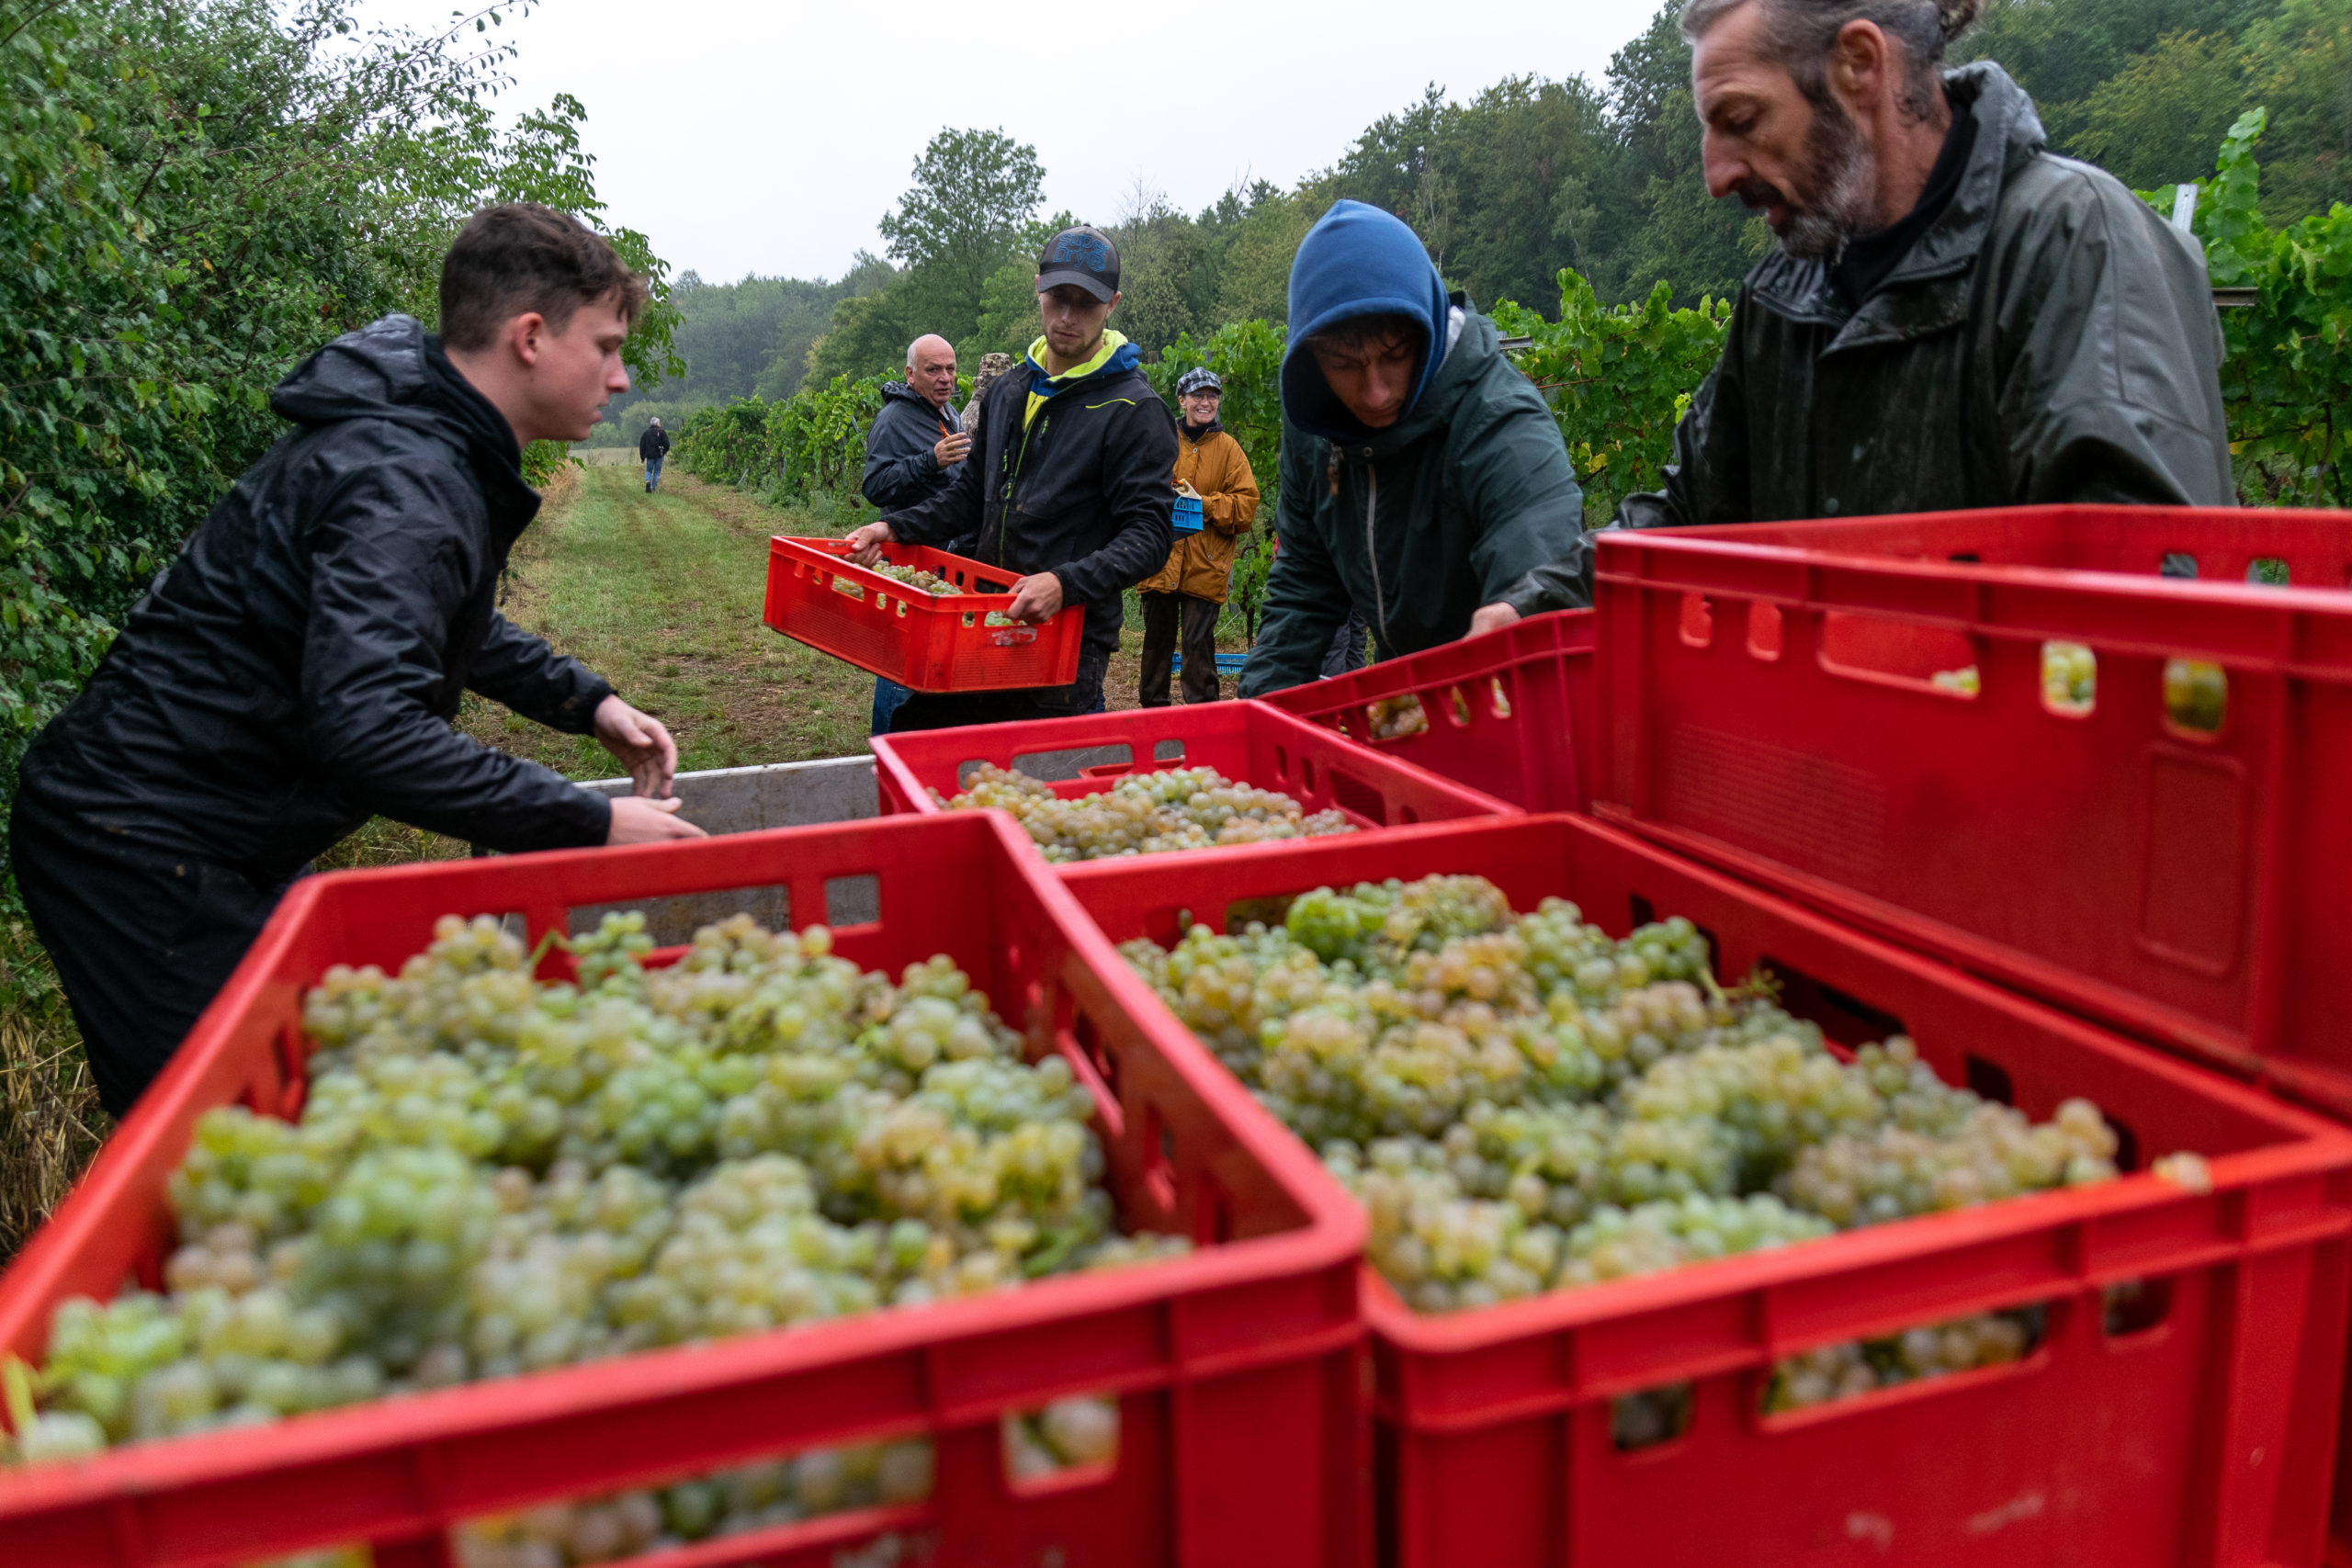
xmin=763 ymin=536 xmax=1085 ymax=693
xmin=0 ymin=813 xmax=1365 ymax=1568
xmin=870 ymin=700 xmax=1521 ymax=843
xmin=1257 ymin=609 xmax=1596 ymax=810
xmin=1053 ymin=814 xmax=2352 ymax=1568
xmin=1589 ymin=511 xmax=2352 ymax=1120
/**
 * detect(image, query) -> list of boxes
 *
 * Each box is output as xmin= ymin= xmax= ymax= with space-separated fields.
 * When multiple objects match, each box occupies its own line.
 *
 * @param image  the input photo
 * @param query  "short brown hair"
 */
xmin=438 ymin=203 xmax=650 ymax=351
xmin=1306 ymin=311 xmax=1423 ymax=358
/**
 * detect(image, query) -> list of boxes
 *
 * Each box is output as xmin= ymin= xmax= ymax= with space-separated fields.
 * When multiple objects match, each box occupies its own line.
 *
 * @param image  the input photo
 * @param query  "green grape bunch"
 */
xmin=934 ymin=763 xmax=1355 ymax=863
xmin=5 ymin=912 xmax=1189 ymax=1467
xmin=1122 ymin=875 xmax=2149 ymax=1314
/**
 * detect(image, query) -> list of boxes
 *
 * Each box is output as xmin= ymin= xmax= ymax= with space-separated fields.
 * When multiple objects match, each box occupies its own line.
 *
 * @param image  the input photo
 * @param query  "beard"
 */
xmin=1735 ymin=91 xmax=1879 ymax=262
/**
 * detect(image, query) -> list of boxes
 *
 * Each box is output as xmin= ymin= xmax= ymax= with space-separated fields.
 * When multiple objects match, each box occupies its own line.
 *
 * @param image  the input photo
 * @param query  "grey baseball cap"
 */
xmin=1036 ymin=225 xmax=1121 ymax=302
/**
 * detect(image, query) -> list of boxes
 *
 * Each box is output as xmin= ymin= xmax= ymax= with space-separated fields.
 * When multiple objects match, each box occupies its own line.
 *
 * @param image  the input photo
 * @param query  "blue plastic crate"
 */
xmin=1170 ymin=651 xmax=1251 ymax=676
xmin=1172 ymin=495 xmax=1204 ymax=536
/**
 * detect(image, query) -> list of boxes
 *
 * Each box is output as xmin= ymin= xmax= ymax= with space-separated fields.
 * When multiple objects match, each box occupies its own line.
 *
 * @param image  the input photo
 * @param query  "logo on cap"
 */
xmin=1046 ymin=233 xmax=1112 ymax=271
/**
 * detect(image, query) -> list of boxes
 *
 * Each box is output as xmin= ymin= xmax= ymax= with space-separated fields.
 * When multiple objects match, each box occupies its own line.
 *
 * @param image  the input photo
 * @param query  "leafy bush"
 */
xmin=1492 ymin=275 xmax=1733 ymax=527
xmin=2167 ymin=109 xmax=2352 ymax=506
xmin=0 ymin=0 xmax=677 ymax=795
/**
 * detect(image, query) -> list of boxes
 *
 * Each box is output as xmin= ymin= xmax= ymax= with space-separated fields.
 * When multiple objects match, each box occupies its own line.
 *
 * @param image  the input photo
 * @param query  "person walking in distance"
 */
xmin=859 ymin=334 xmax=968 ymax=733
xmin=11 ymin=202 xmax=705 ymax=1117
xmin=843 ymin=225 xmax=1176 ymax=729
xmin=1137 ymin=368 xmax=1259 ymax=706
xmin=639 ymin=415 xmax=670 ymax=491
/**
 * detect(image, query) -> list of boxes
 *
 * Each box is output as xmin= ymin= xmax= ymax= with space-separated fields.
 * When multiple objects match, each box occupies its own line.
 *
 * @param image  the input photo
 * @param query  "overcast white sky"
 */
xmin=356 ymin=0 xmax=1669 ymax=283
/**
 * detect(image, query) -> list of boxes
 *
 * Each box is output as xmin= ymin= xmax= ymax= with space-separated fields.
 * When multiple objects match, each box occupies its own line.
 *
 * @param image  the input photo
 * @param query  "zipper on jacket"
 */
xmin=1363 ymin=465 xmax=1387 ymax=639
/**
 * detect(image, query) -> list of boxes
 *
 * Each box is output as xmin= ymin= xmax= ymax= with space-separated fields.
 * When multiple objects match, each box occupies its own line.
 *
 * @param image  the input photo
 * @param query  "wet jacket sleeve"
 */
xmin=861 ymin=399 xmax=954 ymax=513
xmin=1201 ymin=439 xmax=1261 ymax=536
xmin=468 ymin=612 xmax=615 ymax=735
xmin=1051 ymin=398 xmax=1179 ymax=605
xmin=300 ymin=467 xmax=612 ymax=852
xmin=1451 ymin=376 xmax=1586 ymax=613
xmin=1991 ymin=180 xmax=2235 ymax=506
xmin=1238 ymin=434 xmax=1350 ymax=698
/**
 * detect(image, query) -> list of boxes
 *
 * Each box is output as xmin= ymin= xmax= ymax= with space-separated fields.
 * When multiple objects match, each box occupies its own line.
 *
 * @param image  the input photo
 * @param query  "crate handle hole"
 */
xmin=1963 ymin=1055 xmax=2014 ymax=1106
xmin=1611 ymin=1382 xmax=1692 ymax=1452
xmin=1747 ymin=601 xmax=1783 ymax=660
xmin=2103 ymin=1276 xmax=2174 ymax=1337
xmin=2109 ymin=1117 xmax=2141 ymax=1173
xmin=2160 ymin=552 xmax=2199 ymax=579
xmin=822 ymin=874 xmax=879 ymax=929
xmin=2162 ymin=659 xmax=2227 ymax=736
xmin=1445 ymin=684 xmax=1473 ymax=728
xmin=1819 ymin=611 xmax=1980 ymax=699
xmin=1758 ymin=956 xmax=1907 ymax=1048
xmin=1152 ymin=739 xmax=1184 ymax=761
xmin=1329 ymin=769 xmax=1389 ymax=825
xmin=1765 ymin=1303 xmax=2049 ymax=1417
xmin=1488 ymin=677 xmax=1513 ymax=720
xmin=1002 ymin=1394 xmax=1122 ymax=1495
xmin=1679 ymin=593 xmax=1713 ymax=649
xmin=2040 ymin=641 xmax=2097 ymax=716
xmin=1139 ymin=1106 xmax=1178 ymax=1216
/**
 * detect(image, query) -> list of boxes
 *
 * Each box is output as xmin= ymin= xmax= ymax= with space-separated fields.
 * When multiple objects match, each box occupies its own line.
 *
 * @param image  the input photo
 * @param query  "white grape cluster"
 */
xmin=874 ymin=562 xmax=954 ymax=595
xmin=1765 ymin=1306 xmax=2041 ymax=1413
xmin=1120 ymin=875 xmax=2127 ymax=1314
xmin=935 ymin=763 xmax=1354 ymax=863
xmin=1001 ymin=1393 xmax=1120 ymax=1483
xmin=6 ymin=912 xmax=1183 ymax=1465
xmin=453 ymin=1435 xmax=936 ymax=1567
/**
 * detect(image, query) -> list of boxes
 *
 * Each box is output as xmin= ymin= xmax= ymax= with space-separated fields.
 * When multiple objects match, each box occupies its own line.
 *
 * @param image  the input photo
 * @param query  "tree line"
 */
xmin=630 ymin=0 xmax=2348 ymax=428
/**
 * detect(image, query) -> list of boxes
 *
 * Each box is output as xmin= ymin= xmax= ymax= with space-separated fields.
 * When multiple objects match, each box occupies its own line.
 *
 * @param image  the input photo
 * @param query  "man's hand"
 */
xmin=1467 ymin=602 xmax=1522 ymax=639
xmin=1006 ymin=571 xmax=1065 ymax=624
xmin=594 ymin=694 xmax=680 ymax=798
xmin=843 ymin=520 xmax=896 ymax=567
xmin=607 ymin=795 xmax=707 ymax=844
xmin=933 ymin=432 xmax=971 ymax=467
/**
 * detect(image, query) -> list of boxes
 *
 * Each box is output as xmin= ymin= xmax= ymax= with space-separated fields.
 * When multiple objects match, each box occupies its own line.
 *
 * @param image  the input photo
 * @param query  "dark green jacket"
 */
xmin=1238 ymin=302 xmax=1584 ymax=697
xmin=1517 ymin=62 xmax=2233 ymax=607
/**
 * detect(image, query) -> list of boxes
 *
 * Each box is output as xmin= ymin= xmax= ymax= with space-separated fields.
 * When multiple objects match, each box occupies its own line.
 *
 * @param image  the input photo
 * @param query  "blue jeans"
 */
xmin=872 ymin=677 xmax=912 ymax=735
xmin=644 ymin=456 xmax=663 ymax=490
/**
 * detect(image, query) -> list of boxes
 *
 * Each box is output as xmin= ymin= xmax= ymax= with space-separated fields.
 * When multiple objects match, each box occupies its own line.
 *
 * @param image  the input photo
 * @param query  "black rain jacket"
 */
xmin=860 ymin=382 xmax=962 ymax=513
xmin=881 ymin=335 xmax=1176 ymax=657
xmin=17 ymin=314 xmax=616 ymax=883
xmin=1512 ymin=62 xmax=2233 ymax=608
xmin=638 ymin=423 xmax=670 ymax=461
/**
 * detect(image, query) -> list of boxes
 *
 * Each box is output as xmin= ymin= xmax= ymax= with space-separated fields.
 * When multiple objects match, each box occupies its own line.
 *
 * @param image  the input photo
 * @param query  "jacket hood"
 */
xmin=1021 ymin=331 xmax=1142 ymax=400
xmin=271 ymin=314 xmax=533 ymax=515
xmin=1747 ymin=62 xmax=2047 ymax=324
xmin=1281 ymin=199 xmax=1453 ymax=444
xmin=1180 ymin=417 xmax=1225 ymax=442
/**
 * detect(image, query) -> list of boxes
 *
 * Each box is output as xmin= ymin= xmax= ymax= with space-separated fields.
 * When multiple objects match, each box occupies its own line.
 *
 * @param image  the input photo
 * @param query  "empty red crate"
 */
xmin=763 ymin=536 xmax=1085 ymax=692
xmin=1053 ymin=814 xmax=2352 ymax=1568
xmin=1589 ymin=510 xmax=2352 ymax=1121
xmin=871 ymin=700 xmax=1521 ymax=843
xmin=0 ymin=812 xmax=1364 ymax=1568
xmin=1256 ymin=609 xmax=1597 ymax=810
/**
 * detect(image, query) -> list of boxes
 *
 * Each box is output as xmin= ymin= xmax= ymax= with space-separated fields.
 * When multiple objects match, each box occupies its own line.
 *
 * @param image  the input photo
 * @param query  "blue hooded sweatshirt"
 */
xmin=1280 ymin=200 xmax=1455 ymax=444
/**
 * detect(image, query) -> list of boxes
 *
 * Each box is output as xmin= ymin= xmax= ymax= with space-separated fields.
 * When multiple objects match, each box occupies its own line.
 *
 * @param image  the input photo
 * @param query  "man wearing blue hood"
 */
xmin=845 ymin=225 xmax=1177 ymax=728
xmin=1236 ymin=201 xmax=1585 ymax=698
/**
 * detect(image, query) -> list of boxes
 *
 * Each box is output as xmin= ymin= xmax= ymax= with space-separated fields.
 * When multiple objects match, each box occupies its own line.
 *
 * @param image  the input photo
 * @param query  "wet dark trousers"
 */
xmin=1138 ymin=592 xmax=1221 ymax=707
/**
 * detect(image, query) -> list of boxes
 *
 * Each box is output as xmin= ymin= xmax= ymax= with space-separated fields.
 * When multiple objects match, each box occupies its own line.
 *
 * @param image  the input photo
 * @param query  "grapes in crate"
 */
xmin=3 ymin=912 xmax=1186 ymax=1465
xmin=1118 ymin=874 xmax=2145 ymax=1314
xmin=874 ymin=562 xmax=955 ymax=596
xmin=935 ymin=763 xmax=1354 ymax=863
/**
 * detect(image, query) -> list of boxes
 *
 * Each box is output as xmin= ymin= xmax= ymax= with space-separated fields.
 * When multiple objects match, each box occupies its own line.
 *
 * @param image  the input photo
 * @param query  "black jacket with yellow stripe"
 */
xmin=882 ymin=332 xmax=1177 ymax=655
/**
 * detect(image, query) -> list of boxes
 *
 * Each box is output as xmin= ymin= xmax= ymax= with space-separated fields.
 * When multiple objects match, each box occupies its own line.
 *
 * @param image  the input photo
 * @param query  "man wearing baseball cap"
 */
xmin=1136 ymin=367 xmax=1259 ymax=706
xmin=846 ymin=224 xmax=1176 ymax=728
